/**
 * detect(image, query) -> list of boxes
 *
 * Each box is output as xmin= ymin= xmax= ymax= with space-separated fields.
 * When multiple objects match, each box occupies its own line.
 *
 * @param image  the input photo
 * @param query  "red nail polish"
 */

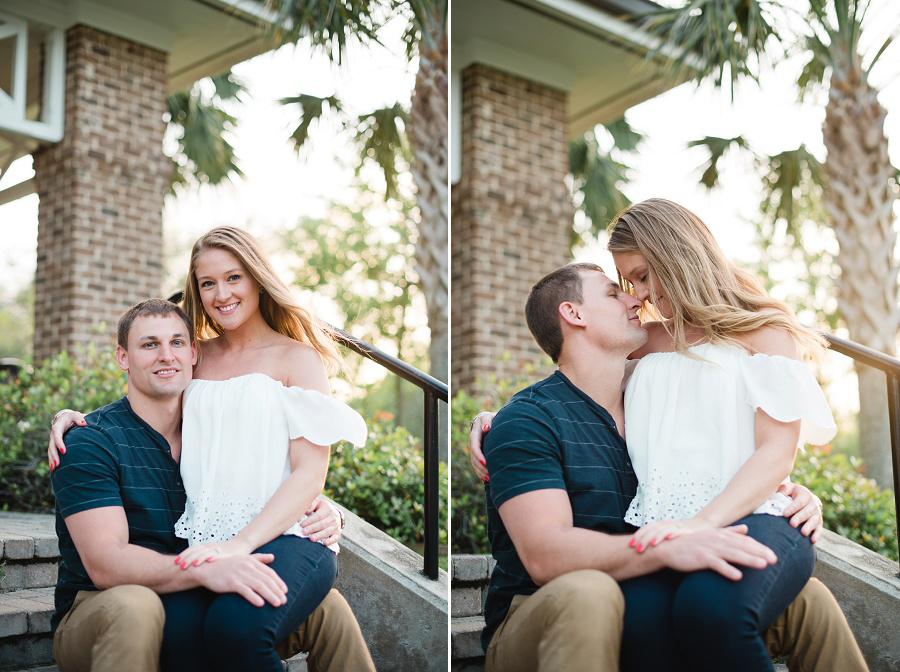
xmin=665 ymin=533 xmax=674 ymax=540
xmin=636 ymin=543 xmax=643 ymax=552
xmin=480 ymin=460 xmax=486 ymax=466
xmin=650 ymin=538 xmax=656 ymax=545
xmin=628 ymin=539 xmax=635 ymax=548
xmin=484 ymin=425 xmax=490 ymax=431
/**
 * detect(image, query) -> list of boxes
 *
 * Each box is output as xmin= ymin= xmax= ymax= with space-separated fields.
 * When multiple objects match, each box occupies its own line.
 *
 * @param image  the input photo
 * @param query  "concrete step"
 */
xmin=0 ymin=513 xmax=60 ymax=594
xmin=0 ymin=587 xmax=55 ymax=671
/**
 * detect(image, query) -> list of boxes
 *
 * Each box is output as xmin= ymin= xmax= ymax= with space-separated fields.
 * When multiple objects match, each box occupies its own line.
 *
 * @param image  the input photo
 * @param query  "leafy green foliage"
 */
xmin=451 ymin=371 xmax=548 ymax=554
xmin=0 ymin=283 xmax=33 ymax=362
xmin=326 ymin=414 xmax=447 ymax=546
xmin=568 ymin=118 xmax=644 ymax=246
xmin=0 ymin=346 xmax=126 ymax=512
xmin=166 ymin=71 xmax=245 ymax=191
xmin=794 ymin=446 xmax=898 ymax=560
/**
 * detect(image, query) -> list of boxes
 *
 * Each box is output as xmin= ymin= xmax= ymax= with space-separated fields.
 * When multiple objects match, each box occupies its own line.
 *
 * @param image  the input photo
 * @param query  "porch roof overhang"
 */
xmin=1 ymin=0 xmax=277 ymax=203
xmin=451 ymin=0 xmax=694 ymax=138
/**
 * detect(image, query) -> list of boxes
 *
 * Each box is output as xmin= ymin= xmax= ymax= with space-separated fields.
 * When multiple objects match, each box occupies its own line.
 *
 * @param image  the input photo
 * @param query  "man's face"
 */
xmin=116 ymin=314 xmax=196 ymax=401
xmin=574 ymin=271 xmax=648 ymax=354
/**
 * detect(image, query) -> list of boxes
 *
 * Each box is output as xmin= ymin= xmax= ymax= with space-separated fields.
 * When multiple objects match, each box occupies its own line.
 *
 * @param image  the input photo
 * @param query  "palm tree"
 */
xmin=642 ymin=0 xmax=900 ymax=487
xmin=265 ymin=0 xmax=448 ymax=386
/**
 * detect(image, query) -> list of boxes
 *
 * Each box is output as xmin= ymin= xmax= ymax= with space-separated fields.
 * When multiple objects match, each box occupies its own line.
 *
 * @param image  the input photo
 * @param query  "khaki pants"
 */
xmin=485 ymin=574 xmax=868 ymax=672
xmin=54 ymin=587 xmax=374 ymax=672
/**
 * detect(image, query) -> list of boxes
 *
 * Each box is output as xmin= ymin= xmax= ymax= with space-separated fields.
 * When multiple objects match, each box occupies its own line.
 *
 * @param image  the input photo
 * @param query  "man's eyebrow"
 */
xmin=137 ymin=333 xmax=187 ymax=342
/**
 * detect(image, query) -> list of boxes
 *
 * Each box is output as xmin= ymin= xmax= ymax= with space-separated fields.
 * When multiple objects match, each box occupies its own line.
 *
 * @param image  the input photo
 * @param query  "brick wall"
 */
xmin=32 ymin=25 xmax=169 ymax=364
xmin=451 ymin=64 xmax=573 ymax=393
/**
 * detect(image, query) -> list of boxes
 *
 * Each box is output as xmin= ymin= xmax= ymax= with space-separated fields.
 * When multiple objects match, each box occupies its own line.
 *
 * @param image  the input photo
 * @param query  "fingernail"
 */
xmin=194 ymin=560 xmax=201 ymax=566
xmin=649 ymin=538 xmax=657 ymax=546
xmin=628 ymin=539 xmax=635 ymax=548
xmin=665 ymin=533 xmax=674 ymax=540
xmin=636 ymin=543 xmax=643 ymax=552
xmin=480 ymin=460 xmax=486 ymax=466
xmin=485 ymin=476 xmax=490 ymax=483
xmin=175 ymin=557 xmax=181 ymax=564
xmin=180 ymin=563 xmax=187 ymax=569
xmin=484 ymin=425 xmax=490 ymax=431
xmin=481 ymin=476 xmax=487 ymax=482
xmin=61 ymin=448 xmax=66 ymax=454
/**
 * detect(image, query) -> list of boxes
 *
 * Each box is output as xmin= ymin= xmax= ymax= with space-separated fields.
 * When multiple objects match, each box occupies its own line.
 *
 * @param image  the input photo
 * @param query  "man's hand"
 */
xmin=655 ymin=524 xmax=778 ymax=581
xmin=778 ymin=482 xmax=825 ymax=542
xmin=193 ymin=554 xmax=289 ymax=607
xmin=300 ymin=498 xmax=343 ymax=546
xmin=468 ymin=412 xmax=496 ymax=482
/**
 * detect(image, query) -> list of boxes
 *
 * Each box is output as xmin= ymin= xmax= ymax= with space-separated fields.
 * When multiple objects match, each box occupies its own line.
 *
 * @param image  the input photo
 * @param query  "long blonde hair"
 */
xmin=607 ymin=199 xmax=826 ymax=360
xmin=182 ymin=226 xmax=344 ymax=372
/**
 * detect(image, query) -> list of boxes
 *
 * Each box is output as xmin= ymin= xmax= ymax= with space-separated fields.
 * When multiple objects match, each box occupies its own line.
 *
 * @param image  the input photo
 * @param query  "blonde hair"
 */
xmin=607 ymin=199 xmax=826 ymax=361
xmin=182 ymin=226 xmax=344 ymax=372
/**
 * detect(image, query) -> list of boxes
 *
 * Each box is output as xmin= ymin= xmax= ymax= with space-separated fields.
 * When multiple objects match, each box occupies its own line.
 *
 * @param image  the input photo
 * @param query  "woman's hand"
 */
xmin=630 ymin=518 xmax=714 ymax=553
xmin=48 ymin=410 xmax=87 ymax=470
xmin=300 ymin=497 xmax=343 ymax=546
xmin=175 ymin=537 xmax=255 ymax=569
xmin=777 ymin=482 xmax=825 ymax=542
xmin=468 ymin=412 xmax=496 ymax=482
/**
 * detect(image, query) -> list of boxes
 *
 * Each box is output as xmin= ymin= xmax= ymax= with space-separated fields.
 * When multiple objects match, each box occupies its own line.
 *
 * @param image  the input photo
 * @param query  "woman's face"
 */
xmin=194 ymin=248 xmax=262 ymax=330
xmin=612 ymin=250 xmax=673 ymax=319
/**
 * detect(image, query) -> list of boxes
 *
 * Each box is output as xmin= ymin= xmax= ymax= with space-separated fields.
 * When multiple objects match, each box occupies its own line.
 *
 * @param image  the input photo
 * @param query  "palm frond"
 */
xmin=166 ymin=86 xmax=243 ymax=189
xmin=759 ymin=145 xmax=824 ymax=240
xmin=355 ymin=102 xmax=409 ymax=199
xmin=264 ymin=0 xmax=384 ymax=63
xmin=281 ymin=93 xmax=343 ymax=150
xmin=210 ymin=71 xmax=246 ymax=102
xmin=604 ymin=117 xmax=644 ymax=154
xmin=688 ymin=135 xmax=751 ymax=190
xmin=403 ymin=0 xmax=447 ymax=55
xmin=569 ymin=134 xmax=631 ymax=242
xmin=638 ymin=0 xmax=780 ymax=97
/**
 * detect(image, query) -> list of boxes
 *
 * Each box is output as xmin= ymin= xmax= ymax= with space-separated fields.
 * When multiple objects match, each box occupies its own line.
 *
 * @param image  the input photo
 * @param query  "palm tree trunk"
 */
xmin=408 ymin=15 xmax=448 ymax=387
xmin=823 ymin=53 xmax=900 ymax=488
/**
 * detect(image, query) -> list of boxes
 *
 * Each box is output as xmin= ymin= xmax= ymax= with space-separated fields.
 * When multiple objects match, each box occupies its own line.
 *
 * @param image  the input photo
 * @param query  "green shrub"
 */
xmin=326 ymin=412 xmax=448 ymax=547
xmin=0 ymin=346 xmax=125 ymax=512
xmin=451 ymin=370 xmax=547 ymax=555
xmin=793 ymin=446 xmax=898 ymax=560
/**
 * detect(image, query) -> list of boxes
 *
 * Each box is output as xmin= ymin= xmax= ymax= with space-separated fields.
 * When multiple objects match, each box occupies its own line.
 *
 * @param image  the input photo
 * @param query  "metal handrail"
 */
xmin=332 ymin=328 xmax=447 ymax=580
xmin=167 ymin=291 xmax=448 ymax=579
xmin=822 ymin=332 xmax=900 ymax=569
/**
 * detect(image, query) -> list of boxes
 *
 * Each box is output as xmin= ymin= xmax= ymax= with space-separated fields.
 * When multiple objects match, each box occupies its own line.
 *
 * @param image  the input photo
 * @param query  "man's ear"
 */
xmin=115 ymin=345 xmax=129 ymax=372
xmin=558 ymin=301 xmax=584 ymax=327
xmin=190 ymin=341 xmax=198 ymax=367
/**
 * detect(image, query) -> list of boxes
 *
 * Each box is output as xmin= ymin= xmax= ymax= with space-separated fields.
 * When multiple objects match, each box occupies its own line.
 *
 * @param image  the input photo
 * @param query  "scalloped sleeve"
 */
xmin=281 ymin=387 xmax=368 ymax=447
xmin=739 ymin=353 xmax=836 ymax=446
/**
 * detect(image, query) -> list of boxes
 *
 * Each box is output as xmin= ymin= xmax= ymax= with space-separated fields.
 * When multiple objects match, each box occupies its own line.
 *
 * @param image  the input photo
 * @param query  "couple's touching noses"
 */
xmin=47 ymin=228 xmax=375 ymax=672
xmin=468 ymin=199 xmax=869 ymax=672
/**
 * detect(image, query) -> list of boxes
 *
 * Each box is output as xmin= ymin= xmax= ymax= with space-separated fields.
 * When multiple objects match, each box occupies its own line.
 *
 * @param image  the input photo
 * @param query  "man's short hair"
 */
xmin=117 ymin=299 xmax=194 ymax=349
xmin=525 ymin=262 xmax=605 ymax=363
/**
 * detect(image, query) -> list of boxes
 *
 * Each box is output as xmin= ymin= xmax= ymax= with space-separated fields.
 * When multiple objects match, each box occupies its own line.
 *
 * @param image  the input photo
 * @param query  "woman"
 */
xmin=49 ymin=227 xmax=368 ymax=672
xmin=469 ymin=199 xmax=836 ymax=671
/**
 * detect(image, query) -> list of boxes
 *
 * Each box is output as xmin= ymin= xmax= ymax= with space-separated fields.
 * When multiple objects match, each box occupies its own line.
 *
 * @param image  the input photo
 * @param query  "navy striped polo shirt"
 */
xmin=50 ymin=396 xmax=188 ymax=630
xmin=481 ymin=371 xmax=638 ymax=651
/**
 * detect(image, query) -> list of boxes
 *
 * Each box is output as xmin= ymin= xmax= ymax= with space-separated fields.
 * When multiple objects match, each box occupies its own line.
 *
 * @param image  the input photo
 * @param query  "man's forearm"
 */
xmin=86 ymin=541 xmax=207 ymax=593
xmin=523 ymin=526 xmax=668 ymax=585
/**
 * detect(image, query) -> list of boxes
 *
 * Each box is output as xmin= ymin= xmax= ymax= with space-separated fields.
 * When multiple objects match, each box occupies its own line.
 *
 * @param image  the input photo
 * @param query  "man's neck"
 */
xmin=126 ymin=392 xmax=183 ymax=448
xmin=557 ymin=346 xmax=627 ymax=431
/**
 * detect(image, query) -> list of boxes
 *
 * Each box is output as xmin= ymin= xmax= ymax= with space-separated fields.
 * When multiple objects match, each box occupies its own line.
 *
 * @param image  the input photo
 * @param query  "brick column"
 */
xmin=451 ymin=64 xmax=574 ymax=393
xmin=32 ymin=25 xmax=169 ymax=365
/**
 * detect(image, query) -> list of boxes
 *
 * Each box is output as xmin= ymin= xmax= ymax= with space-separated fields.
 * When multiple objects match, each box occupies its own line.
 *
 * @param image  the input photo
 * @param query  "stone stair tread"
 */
xmin=6 ymin=666 xmax=58 ymax=672
xmin=0 ymin=587 xmax=56 ymax=639
xmin=0 ymin=513 xmax=60 ymax=561
xmin=450 ymin=616 xmax=484 ymax=661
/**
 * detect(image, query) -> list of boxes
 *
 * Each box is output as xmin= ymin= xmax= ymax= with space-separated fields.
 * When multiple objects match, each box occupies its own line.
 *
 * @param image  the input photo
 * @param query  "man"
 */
xmin=49 ymin=299 xmax=374 ymax=672
xmin=476 ymin=262 xmax=867 ymax=671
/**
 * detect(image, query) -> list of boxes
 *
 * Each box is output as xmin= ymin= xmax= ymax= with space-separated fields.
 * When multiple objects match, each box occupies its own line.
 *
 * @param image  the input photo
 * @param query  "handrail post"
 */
xmin=423 ymin=389 xmax=440 ymax=579
xmin=886 ymin=372 xmax=900 ymax=576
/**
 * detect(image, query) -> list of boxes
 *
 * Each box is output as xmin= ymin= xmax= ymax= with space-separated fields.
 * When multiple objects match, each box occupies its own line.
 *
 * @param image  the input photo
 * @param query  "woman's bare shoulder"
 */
xmin=738 ymin=326 xmax=800 ymax=360
xmin=280 ymin=341 xmax=330 ymax=394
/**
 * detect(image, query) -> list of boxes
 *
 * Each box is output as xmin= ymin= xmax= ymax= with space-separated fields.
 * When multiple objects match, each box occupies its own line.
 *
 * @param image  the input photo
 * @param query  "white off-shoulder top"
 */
xmin=174 ymin=373 xmax=367 ymax=552
xmin=623 ymin=343 xmax=836 ymax=527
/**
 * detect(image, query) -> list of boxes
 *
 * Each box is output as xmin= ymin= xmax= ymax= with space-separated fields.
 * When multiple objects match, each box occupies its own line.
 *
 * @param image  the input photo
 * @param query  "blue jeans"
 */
xmin=619 ymin=514 xmax=815 ymax=672
xmin=159 ymin=536 xmax=338 ymax=672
